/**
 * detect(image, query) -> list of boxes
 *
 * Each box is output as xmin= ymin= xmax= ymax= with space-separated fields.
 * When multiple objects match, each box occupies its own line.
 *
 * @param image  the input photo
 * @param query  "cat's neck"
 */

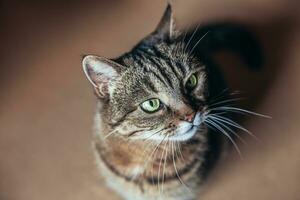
xmin=95 ymin=133 xmax=205 ymax=181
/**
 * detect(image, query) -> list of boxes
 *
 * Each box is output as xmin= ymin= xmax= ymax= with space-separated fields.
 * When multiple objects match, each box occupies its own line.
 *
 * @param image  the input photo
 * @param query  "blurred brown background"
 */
xmin=0 ymin=0 xmax=299 ymax=200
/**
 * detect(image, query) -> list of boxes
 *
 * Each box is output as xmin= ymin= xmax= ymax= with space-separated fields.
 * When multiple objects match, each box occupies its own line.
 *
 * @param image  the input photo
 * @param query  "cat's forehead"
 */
xmin=122 ymin=42 xmax=192 ymax=67
xmin=154 ymin=42 xmax=189 ymax=59
xmin=110 ymin=41 xmax=206 ymax=102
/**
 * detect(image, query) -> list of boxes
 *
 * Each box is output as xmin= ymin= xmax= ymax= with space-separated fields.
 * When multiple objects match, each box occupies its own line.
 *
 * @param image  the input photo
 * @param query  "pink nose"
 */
xmin=184 ymin=112 xmax=196 ymax=122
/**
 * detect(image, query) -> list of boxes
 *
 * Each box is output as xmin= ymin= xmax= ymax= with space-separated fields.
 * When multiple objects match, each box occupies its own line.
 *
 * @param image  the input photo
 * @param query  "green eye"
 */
xmin=141 ymin=98 xmax=161 ymax=113
xmin=186 ymin=74 xmax=198 ymax=89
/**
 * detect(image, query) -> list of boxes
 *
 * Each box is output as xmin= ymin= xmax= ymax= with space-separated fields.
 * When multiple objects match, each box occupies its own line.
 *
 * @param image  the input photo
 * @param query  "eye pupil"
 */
xmin=150 ymin=100 xmax=154 ymax=107
xmin=141 ymin=98 xmax=161 ymax=113
xmin=186 ymin=74 xmax=197 ymax=89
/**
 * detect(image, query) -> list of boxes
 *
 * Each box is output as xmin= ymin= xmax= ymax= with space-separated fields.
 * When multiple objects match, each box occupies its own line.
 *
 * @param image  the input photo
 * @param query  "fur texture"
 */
xmin=82 ymin=3 xmax=262 ymax=200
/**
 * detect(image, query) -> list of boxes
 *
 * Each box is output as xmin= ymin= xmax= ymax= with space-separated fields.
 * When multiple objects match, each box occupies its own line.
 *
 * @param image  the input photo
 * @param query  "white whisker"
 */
xmin=176 ymin=141 xmax=185 ymax=162
xmin=208 ymin=88 xmax=230 ymax=104
xmin=162 ymin=140 xmax=170 ymax=193
xmin=210 ymin=106 xmax=271 ymax=118
xmin=208 ymin=97 xmax=243 ymax=108
xmin=142 ymin=128 xmax=168 ymax=143
xmin=181 ymin=24 xmax=192 ymax=56
xmin=150 ymin=135 xmax=167 ymax=185
xmin=208 ymin=114 xmax=259 ymax=141
xmin=190 ymin=31 xmax=210 ymax=54
xmin=205 ymin=119 xmax=243 ymax=158
xmin=103 ymin=129 xmax=118 ymax=140
xmin=207 ymin=116 xmax=247 ymax=145
xmin=171 ymin=141 xmax=191 ymax=191
xmin=157 ymin=138 xmax=168 ymax=198
xmin=184 ymin=24 xmax=200 ymax=53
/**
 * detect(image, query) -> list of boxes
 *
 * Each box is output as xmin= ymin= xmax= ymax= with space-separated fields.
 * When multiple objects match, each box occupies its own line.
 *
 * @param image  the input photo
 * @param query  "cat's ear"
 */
xmin=82 ymin=55 xmax=120 ymax=98
xmin=149 ymin=3 xmax=180 ymax=42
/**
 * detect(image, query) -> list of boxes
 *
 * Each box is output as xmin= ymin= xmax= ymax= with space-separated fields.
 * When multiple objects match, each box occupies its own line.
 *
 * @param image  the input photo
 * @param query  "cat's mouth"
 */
xmin=168 ymin=112 xmax=202 ymax=141
xmin=131 ymin=112 xmax=203 ymax=142
xmin=168 ymin=125 xmax=199 ymax=141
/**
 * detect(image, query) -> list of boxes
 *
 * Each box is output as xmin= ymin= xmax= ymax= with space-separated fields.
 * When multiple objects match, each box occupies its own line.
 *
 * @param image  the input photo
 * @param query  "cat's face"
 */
xmin=83 ymin=5 xmax=209 ymax=142
xmin=83 ymin=41 xmax=209 ymax=142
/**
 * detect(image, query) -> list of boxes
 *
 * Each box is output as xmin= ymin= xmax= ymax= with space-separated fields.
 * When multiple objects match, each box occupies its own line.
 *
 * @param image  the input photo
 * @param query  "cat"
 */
xmin=82 ymin=3 xmax=262 ymax=200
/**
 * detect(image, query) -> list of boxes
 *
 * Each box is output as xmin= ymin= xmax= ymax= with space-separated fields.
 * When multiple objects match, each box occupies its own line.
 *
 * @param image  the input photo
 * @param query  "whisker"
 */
xmin=208 ymin=88 xmax=229 ymax=104
xmin=150 ymin=135 xmax=167 ymax=185
xmin=181 ymin=23 xmax=192 ymax=56
xmin=207 ymin=88 xmax=230 ymax=105
xmin=207 ymin=89 xmax=244 ymax=106
xmin=210 ymin=106 xmax=271 ymax=118
xmin=141 ymin=139 xmax=157 ymax=158
xmin=205 ymin=119 xmax=243 ymax=158
xmin=208 ymin=114 xmax=259 ymax=141
xmin=208 ymin=97 xmax=243 ymax=109
xmin=182 ymin=22 xmax=193 ymax=42
xmin=161 ymin=139 xmax=170 ymax=194
xmin=142 ymin=127 xmax=169 ymax=142
xmin=229 ymin=90 xmax=243 ymax=96
xmin=157 ymin=137 xmax=168 ymax=197
xmin=184 ymin=24 xmax=200 ymax=53
xmin=140 ymin=129 xmax=170 ymax=158
xmin=210 ymin=111 xmax=227 ymax=115
xmin=126 ymin=127 xmax=156 ymax=145
xmin=176 ymin=141 xmax=185 ymax=162
xmin=189 ymin=31 xmax=210 ymax=54
xmin=171 ymin=141 xmax=191 ymax=191
xmin=207 ymin=116 xmax=247 ymax=145
xmin=103 ymin=129 xmax=118 ymax=140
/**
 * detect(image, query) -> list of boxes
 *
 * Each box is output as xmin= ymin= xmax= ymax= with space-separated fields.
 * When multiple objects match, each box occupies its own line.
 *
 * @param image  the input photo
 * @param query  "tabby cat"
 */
xmin=82 ymin=3 xmax=262 ymax=200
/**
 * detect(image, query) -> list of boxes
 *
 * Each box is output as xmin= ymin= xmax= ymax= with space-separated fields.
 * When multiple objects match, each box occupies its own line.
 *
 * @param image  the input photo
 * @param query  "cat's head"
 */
xmin=82 ymin=4 xmax=211 ymax=142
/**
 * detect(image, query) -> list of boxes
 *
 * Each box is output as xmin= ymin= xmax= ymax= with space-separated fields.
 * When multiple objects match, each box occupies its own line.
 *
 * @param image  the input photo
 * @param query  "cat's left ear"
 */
xmin=82 ymin=55 xmax=121 ymax=98
xmin=149 ymin=3 xmax=181 ymax=41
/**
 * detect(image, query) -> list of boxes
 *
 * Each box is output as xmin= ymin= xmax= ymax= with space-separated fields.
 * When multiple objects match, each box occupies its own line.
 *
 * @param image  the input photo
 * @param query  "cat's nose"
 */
xmin=184 ymin=112 xmax=196 ymax=122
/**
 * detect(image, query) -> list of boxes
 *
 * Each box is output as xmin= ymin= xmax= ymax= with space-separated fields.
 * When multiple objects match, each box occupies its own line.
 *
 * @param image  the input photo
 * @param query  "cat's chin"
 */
xmin=168 ymin=125 xmax=198 ymax=141
xmin=139 ymin=125 xmax=199 ymax=142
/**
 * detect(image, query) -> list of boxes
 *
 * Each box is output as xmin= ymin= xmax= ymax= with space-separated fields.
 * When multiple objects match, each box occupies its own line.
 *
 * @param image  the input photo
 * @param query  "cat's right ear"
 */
xmin=145 ymin=2 xmax=180 ymax=44
xmin=82 ymin=55 xmax=120 ymax=98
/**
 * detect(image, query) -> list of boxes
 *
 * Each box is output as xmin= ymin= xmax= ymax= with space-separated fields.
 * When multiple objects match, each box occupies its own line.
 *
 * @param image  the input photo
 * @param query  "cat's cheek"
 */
xmin=168 ymin=118 xmax=180 ymax=128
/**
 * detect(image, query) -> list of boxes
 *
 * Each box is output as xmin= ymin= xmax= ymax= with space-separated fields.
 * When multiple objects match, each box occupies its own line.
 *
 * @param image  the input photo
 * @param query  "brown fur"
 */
xmin=82 ymin=3 xmax=234 ymax=200
xmin=93 ymin=110 xmax=209 ymax=200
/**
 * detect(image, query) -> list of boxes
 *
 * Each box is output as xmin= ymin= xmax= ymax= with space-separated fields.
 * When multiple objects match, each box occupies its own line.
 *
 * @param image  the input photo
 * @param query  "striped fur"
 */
xmin=82 ymin=3 xmax=262 ymax=200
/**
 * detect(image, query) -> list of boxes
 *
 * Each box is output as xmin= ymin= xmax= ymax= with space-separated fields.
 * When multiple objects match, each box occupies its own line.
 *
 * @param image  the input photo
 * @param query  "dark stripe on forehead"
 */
xmin=146 ymin=56 xmax=175 ymax=89
xmin=133 ymin=53 xmax=146 ymax=68
xmin=175 ymin=61 xmax=187 ymax=75
xmin=131 ymin=54 xmax=162 ymax=91
xmin=135 ymin=51 xmax=160 ymax=71
xmin=163 ymin=59 xmax=181 ymax=80
xmin=135 ymin=50 xmax=172 ymax=89
xmin=154 ymin=48 xmax=184 ymax=79
xmin=151 ymin=46 xmax=187 ymax=77
xmin=148 ymin=70 xmax=170 ymax=88
xmin=141 ymin=44 xmax=187 ymax=76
